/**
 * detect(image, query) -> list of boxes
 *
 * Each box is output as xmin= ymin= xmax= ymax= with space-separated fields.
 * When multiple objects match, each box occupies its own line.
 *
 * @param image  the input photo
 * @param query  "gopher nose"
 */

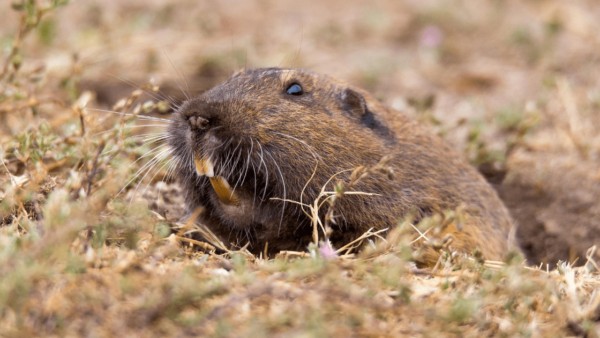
xmin=183 ymin=99 xmax=221 ymax=131
xmin=188 ymin=115 xmax=210 ymax=130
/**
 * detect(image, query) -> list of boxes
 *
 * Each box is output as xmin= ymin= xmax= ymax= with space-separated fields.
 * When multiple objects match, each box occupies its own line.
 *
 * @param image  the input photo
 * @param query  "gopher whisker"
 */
xmin=163 ymin=50 xmax=191 ymax=101
xmin=273 ymin=131 xmax=321 ymax=161
xmin=86 ymin=108 xmax=172 ymax=123
xmin=134 ymin=133 xmax=170 ymax=144
xmin=92 ymin=125 xmax=169 ymax=139
xmin=139 ymin=155 xmax=174 ymax=199
xmin=223 ymin=139 xmax=243 ymax=181
xmin=128 ymin=147 xmax=172 ymax=203
xmin=231 ymin=138 xmax=253 ymax=198
xmin=163 ymin=157 xmax=179 ymax=183
xmin=257 ymin=142 xmax=269 ymax=201
xmin=265 ymin=151 xmax=287 ymax=236
xmin=109 ymin=73 xmax=178 ymax=107
xmin=116 ymin=145 xmax=170 ymax=198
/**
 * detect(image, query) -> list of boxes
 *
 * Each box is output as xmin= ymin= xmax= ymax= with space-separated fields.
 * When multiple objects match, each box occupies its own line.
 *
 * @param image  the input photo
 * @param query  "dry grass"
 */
xmin=1 ymin=0 xmax=600 ymax=336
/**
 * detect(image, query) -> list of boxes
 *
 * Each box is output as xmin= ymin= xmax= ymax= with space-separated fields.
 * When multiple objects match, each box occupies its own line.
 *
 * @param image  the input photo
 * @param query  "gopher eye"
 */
xmin=286 ymin=83 xmax=303 ymax=96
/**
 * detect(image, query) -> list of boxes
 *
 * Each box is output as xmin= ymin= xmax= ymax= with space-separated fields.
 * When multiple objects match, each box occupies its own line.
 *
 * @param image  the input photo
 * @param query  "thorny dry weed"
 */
xmin=0 ymin=0 xmax=599 ymax=337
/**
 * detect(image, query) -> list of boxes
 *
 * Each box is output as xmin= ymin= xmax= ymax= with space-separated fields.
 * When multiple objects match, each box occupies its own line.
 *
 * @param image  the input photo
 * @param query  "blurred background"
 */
xmin=2 ymin=0 xmax=600 ymax=265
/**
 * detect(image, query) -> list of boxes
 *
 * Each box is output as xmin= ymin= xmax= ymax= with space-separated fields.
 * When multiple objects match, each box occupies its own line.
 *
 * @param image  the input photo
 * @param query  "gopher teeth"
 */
xmin=209 ymin=177 xmax=239 ymax=206
xmin=194 ymin=156 xmax=214 ymax=177
xmin=194 ymin=156 xmax=239 ymax=205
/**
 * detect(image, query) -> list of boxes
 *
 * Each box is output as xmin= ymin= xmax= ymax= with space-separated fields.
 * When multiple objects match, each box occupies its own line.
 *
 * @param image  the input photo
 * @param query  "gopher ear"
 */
xmin=341 ymin=88 xmax=367 ymax=117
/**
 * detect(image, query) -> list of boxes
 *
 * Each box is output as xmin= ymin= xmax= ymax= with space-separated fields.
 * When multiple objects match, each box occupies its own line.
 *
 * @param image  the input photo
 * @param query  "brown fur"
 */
xmin=168 ymin=68 xmax=519 ymax=263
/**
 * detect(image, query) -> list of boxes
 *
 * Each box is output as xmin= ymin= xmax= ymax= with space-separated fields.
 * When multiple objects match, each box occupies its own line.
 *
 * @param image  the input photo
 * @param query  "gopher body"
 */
xmin=168 ymin=68 xmax=518 ymax=261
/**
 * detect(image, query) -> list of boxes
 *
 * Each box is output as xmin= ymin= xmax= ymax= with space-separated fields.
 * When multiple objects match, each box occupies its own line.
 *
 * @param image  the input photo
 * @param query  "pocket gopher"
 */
xmin=168 ymin=68 xmax=519 ymax=262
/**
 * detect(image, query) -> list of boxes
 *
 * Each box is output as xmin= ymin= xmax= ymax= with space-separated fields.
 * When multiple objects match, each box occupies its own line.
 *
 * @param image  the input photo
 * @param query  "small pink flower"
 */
xmin=319 ymin=241 xmax=338 ymax=260
xmin=420 ymin=25 xmax=443 ymax=48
